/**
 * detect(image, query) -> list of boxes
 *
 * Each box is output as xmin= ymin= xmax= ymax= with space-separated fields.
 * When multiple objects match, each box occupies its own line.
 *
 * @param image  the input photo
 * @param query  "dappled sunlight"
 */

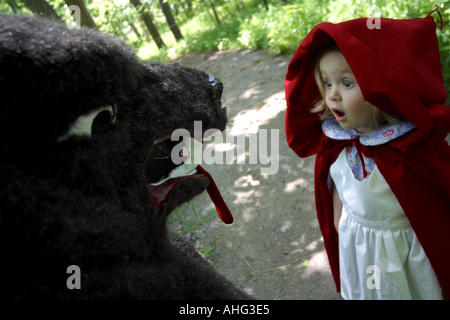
xmin=241 ymin=207 xmax=258 ymax=223
xmin=209 ymin=141 xmax=235 ymax=153
xmin=289 ymin=238 xmax=306 ymax=256
xmin=240 ymin=86 xmax=260 ymax=100
xmin=301 ymin=251 xmax=332 ymax=278
xmin=234 ymin=175 xmax=261 ymax=187
xmin=243 ymin=286 xmax=255 ymax=296
xmin=232 ymin=189 xmax=258 ymax=205
xmin=284 ymin=177 xmax=310 ymax=193
xmin=305 ymin=239 xmax=320 ymax=251
xmin=229 ymin=91 xmax=286 ymax=136
xmin=280 ymin=220 xmax=293 ymax=233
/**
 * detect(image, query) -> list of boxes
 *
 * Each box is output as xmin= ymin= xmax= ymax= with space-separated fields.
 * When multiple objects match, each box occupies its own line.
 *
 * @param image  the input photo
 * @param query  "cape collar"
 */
xmin=322 ymin=118 xmax=416 ymax=146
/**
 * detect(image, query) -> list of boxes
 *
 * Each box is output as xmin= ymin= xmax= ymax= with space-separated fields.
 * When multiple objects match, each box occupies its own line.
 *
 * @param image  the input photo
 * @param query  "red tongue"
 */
xmin=147 ymin=165 xmax=233 ymax=224
xmin=148 ymin=175 xmax=196 ymax=208
xmin=196 ymin=165 xmax=234 ymax=224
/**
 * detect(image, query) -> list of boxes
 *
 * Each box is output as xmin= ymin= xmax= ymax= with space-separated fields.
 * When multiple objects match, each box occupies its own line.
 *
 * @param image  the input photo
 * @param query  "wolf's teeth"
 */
xmin=149 ymin=163 xmax=197 ymax=186
xmin=149 ymin=136 xmax=203 ymax=186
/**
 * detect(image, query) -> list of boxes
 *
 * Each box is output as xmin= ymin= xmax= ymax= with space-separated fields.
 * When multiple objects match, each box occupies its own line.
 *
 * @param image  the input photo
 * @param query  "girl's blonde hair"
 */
xmin=311 ymin=41 xmax=399 ymax=129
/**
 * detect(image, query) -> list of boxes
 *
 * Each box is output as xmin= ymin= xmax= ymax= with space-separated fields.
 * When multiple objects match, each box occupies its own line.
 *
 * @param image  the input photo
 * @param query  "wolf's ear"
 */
xmin=57 ymin=105 xmax=116 ymax=142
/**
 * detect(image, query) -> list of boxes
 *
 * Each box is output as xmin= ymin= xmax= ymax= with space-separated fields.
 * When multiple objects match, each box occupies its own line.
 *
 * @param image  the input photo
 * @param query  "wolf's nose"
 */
xmin=208 ymin=76 xmax=223 ymax=100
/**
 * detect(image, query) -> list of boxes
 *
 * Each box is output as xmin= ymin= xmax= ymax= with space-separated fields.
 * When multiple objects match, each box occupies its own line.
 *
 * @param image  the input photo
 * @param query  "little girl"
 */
xmin=285 ymin=11 xmax=450 ymax=299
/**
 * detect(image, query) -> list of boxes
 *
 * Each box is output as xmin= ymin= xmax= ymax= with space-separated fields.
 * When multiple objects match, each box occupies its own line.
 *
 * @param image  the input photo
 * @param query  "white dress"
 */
xmin=330 ymin=150 xmax=443 ymax=300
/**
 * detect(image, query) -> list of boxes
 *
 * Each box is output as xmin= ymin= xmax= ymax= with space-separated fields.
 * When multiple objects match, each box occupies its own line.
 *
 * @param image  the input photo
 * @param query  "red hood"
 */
xmin=285 ymin=14 xmax=449 ymax=158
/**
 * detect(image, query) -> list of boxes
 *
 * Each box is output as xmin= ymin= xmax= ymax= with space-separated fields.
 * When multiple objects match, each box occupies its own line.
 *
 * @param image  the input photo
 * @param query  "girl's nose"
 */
xmin=328 ymin=87 xmax=341 ymax=102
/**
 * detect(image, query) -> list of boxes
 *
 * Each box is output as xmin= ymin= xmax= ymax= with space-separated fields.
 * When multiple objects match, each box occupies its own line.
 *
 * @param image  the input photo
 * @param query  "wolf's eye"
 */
xmin=57 ymin=105 xmax=116 ymax=142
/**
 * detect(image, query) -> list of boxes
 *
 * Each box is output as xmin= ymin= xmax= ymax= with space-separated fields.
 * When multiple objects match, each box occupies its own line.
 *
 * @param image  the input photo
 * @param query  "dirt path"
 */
xmin=171 ymin=49 xmax=342 ymax=300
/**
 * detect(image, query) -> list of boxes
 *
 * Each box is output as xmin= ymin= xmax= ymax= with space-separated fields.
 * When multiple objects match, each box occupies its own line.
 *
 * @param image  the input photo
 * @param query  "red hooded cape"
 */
xmin=285 ymin=13 xmax=450 ymax=298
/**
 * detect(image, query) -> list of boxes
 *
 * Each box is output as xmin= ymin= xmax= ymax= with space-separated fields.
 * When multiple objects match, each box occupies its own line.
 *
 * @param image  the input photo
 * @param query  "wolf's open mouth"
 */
xmin=145 ymin=74 xmax=232 ymax=223
xmin=147 ymin=136 xmax=233 ymax=224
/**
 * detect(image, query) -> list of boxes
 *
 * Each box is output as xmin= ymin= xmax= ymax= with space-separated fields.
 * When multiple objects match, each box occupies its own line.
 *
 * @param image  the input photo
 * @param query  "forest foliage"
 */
xmin=1 ymin=0 xmax=449 ymax=90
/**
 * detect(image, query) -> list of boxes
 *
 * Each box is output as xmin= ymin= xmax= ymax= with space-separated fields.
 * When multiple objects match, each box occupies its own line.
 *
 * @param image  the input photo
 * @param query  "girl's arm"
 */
xmin=332 ymin=183 xmax=343 ymax=232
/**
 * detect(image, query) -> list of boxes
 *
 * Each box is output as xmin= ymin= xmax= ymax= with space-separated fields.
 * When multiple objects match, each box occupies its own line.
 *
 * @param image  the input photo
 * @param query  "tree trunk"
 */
xmin=128 ymin=20 xmax=142 ymax=41
xmin=7 ymin=0 xmax=19 ymax=14
xmin=207 ymin=0 xmax=221 ymax=26
xmin=184 ymin=0 xmax=193 ymax=18
xmin=64 ymin=0 xmax=97 ymax=29
xmin=234 ymin=0 xmax=245 ymax=11
xmin=138 ymin=17 xmax=152 ymax=43
xmin=21 ymin=0 xmax=62 ymax=21
xmin=130 ymin=0 xmax=166 ymax=49
xmin=159 ymin=0 xmax=183 ymax=41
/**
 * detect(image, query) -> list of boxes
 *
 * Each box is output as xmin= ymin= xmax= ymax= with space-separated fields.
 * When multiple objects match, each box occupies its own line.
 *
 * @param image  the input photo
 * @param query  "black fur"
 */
xmin=0 ymin=14 xmax=250 ymax=299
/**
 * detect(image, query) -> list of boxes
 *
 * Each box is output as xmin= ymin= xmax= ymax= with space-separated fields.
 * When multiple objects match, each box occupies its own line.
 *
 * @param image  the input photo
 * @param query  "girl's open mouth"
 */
xmin=332 ymin=108 xmax=346 ymax=121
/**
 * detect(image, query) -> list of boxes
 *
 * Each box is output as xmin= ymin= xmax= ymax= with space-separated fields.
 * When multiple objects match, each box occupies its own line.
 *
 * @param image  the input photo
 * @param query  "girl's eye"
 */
xmin=342 ymin=79 xmax=353 ymax=88
xmin=324 ymin=79 xmax=332 ymax=88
